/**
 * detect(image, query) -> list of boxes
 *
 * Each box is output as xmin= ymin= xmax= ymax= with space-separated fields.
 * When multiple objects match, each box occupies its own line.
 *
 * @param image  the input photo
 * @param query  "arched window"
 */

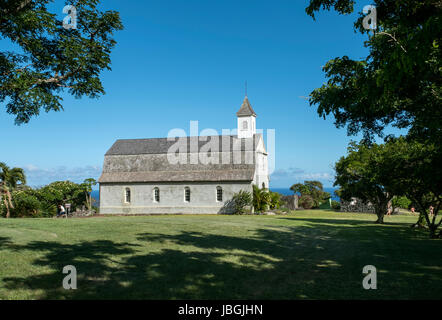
xmin=153 ymin=187 xmax=160 ymax=202
xmin=216 ymin=186 xmax=223 ymax=202
xmin=242 ymin=121 xmax=248 ymax=130
xmin=184 ymin=187 xmax=191 ymax=202
xmin=262 ymin=182 xmax=266 ymax=189
xmin=125 ymin=188 xmax=131 ymax=203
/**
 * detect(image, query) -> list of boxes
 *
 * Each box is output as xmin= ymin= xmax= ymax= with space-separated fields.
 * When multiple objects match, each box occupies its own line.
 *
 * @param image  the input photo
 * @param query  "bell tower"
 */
xmin=237 ymin=95 xmax=257 ymax=139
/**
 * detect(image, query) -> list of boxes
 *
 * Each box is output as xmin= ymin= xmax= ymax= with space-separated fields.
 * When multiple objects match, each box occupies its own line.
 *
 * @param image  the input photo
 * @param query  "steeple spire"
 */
xmin=236 ymin=95 xmax=257 ymax=117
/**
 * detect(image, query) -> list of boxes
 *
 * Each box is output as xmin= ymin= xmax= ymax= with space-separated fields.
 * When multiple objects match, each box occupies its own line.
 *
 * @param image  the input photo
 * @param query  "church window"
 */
xmin=153 ymin=187 xmax=160 ymax=202
xmin=243 ymin=121 xmax=248 ymax=130
xmin=216 ymin=186 xmax=223 ymax=202
xmin=125 ymin=188 xmax=131 ymax=203
xmin=184 ymin=187 xmax=191 ymax=202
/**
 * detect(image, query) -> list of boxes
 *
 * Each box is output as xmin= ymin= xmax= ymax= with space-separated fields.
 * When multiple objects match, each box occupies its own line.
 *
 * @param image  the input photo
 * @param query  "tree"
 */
xmin=306 ymin=0 xmax=441 ymax=144
xmin=0 ymin=0 xmax=123 ymax=124
xmin=334 ymin=142 xmax=393 ymax=224
xmin=306 ymin=0 xmax=442 ymax=236
xmin=36 ymin=180 xmax=85 ymax=213
xmin=290 ymin=181 xmax=330 ymax=208
xmin=81 ymin=178 xmax=97 ymax=214
xmin=375 ymin=137 xmax=441 ymax=238
xmin=252 ymin=184 xmax=271 ymax=213
xmin=0 ymin=162 xmax=26 ymax=218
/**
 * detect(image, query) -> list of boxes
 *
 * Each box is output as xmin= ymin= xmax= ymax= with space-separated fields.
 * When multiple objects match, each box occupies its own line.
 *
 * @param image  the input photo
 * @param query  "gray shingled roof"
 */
xmin=105 ymin=134 xmax=261 ymax=156
xmin=236 ymin=96 xmax=257 ymax=117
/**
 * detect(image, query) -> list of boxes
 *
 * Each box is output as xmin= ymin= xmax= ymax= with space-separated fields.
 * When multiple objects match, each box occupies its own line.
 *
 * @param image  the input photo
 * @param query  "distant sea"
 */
xmin=91 ymin=187 xmax=340 ymax=204
xmin=271 ymin=187 xmax=340 ymax=201
xmin=91 ymin=190 xmax=100 ymax=206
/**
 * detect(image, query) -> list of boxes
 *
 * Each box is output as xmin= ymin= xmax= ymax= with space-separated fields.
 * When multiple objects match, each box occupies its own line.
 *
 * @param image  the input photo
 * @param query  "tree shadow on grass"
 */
xmin=2 ymin=240 xmax=140 ymax=298
xmin=0 ymin=236 xmax=12 ymax=246
xmin=277 ymin=216 xmax=435 ymax=240
xmin=2 ymin=220 xmax=442 ymax=300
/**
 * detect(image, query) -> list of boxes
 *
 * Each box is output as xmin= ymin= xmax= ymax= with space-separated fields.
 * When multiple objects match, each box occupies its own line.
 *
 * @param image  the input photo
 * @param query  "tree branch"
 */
xmin=376 ymin=32 xmax=407 ymax=53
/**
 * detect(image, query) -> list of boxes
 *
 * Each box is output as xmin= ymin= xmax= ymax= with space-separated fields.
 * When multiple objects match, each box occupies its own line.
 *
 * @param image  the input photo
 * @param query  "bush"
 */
xmin=36 ymin=181 xmax=85 ymax=212
xmin=252 ymin=185 xmax=270 ymax=212
xmin=9 ymin=190 xmax=42 ymax=218
xmin=231 ymin=190 xmax=253 ymax=215
xmin=1 ymin=179 xmax=96 ymax=218
xmin=299 ymin=195 xmax=314 ymax=209
xmin=392 ymin=196 xmax=412 ymax=210
xmin=331 ymin=200 xmax=341 ymax=211
xmin=290 ymin=181 xmax=330 ymax=209
xmin=269 ymin=191 xmax=281 ymax=210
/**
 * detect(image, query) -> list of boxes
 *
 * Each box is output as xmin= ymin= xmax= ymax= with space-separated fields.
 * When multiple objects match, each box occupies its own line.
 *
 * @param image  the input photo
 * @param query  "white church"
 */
xmin=98 ymin=96 xmax=269 ymax=214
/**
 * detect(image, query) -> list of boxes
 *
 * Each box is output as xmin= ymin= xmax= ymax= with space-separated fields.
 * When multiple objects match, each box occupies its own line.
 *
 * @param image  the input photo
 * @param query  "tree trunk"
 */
xmin=375 ymin=213 xmax=384 ymax=224
xmin=428 ymin=222 xmax=440 ymax=239
xmin=4 ymin=198 xmax=10 ymax=218
xmin=374 ymin=204 xmax=386 ymax=224
xmin=412 ymin=212 xmax=426 ymax=228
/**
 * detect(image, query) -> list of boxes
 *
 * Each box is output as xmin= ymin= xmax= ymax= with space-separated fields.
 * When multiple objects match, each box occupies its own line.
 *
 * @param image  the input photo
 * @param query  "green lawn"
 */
xmin=0 ymin=210 xmax=441 ymax=300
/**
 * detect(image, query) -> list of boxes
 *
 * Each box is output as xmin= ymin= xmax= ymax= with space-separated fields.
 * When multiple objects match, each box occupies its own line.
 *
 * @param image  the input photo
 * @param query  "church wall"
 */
xmin=100 ymin=182 xmax=252 ymax=214
xmin=252 ymin=137 xmax=269 ymax=189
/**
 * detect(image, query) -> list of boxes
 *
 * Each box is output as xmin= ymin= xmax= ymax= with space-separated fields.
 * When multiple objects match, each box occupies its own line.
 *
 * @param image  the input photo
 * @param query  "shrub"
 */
xmin=392 ymin=196 xmax=412 ymax=210
xmin=231 ymin=190 xmax=253 ymax=215
xmin=299 ymin=195 xmax=314 ymax=209
xmin=269 ymin=191 xmax=281 ymax=210
xmin=331 ymin=200 xmax=341 ymax=211
xmin=9 ymin=190 xmax=42 ymax=218
xmin=290 ymin=181 xmax=330 ymax=209
xmin=252 ymin=185 xmax=270 ymax=212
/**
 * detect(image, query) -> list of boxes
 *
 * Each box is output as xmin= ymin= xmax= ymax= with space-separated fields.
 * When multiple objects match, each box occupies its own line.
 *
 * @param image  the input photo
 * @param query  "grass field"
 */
xmin=0 ymin=210 xmax=441 ymax=300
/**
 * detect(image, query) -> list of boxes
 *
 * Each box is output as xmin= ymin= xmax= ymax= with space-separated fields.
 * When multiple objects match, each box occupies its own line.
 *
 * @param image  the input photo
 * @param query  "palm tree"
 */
xmin=269 ymin=191 xmax=281 ymax=210
xmin=0 ymin=163 xmax=26 ymax=218
xmin=252 ymin=184 xmax=271 ymax=213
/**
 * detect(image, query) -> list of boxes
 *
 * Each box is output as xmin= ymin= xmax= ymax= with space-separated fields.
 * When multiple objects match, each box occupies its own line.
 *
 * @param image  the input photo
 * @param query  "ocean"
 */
xmin=271 ymin=187 xmax=340 ymax=201
xmin=91 ymin=187 xmax=340 ymax=204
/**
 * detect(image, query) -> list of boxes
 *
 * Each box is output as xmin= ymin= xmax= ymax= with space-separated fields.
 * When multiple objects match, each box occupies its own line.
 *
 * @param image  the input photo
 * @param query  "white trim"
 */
xmin=123 ymin=187 xmax=131 ymax=204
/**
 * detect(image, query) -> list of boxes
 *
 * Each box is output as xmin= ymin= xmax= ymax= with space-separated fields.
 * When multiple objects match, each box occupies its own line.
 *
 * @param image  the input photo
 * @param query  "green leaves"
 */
xmin=0 ymin=0 xmax=123 ymax=124
xmin=335 ymin=137 xmax=441 ymax=231
xmin=290 ymin=181 xmax=330 ymax=209
xmin=0 ymin=162 xmax=26 ymax=188
xmin=306 ymin=0 xmax=355 ymax=19
xmin=307 ymin=0 xmax=442 ymax=143
xmin=231 ymin=190 xmax=253 ymax=215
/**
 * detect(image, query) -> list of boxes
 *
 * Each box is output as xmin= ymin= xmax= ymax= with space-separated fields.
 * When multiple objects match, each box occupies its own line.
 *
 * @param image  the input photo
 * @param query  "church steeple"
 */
xmin=237 ymin=95 xmax=256 ymax=138
xmin=236 ymin=96 xmax=257 ymax=117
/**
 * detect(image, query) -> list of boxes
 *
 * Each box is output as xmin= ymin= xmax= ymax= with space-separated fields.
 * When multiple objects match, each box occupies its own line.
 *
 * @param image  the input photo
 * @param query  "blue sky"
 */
xmin=0 ymin=0 xmax=396 ymax=188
